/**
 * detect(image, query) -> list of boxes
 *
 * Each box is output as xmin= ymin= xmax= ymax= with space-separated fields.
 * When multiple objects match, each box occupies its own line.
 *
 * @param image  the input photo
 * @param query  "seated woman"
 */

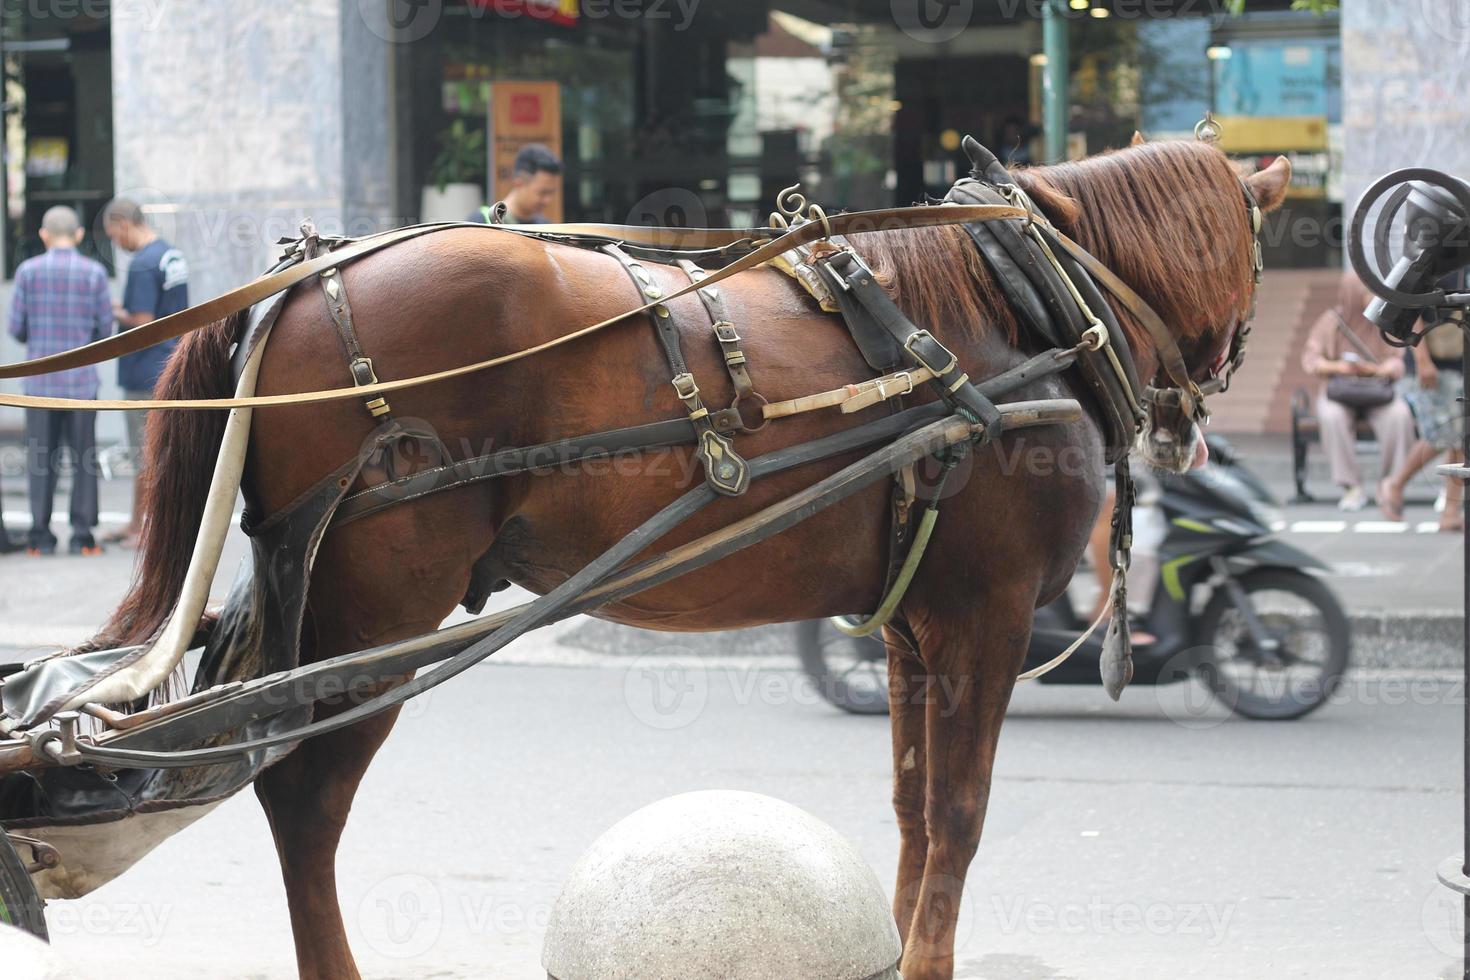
xmin=1380 ymin=317 xmax=1465 ymax=529
xmin=1300 ymin=271 xmax=1416 ymax=512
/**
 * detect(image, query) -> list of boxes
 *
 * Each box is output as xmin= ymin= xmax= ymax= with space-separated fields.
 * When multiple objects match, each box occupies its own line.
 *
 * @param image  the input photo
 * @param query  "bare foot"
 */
xmin=1440 ymin=517 xmax=1464 ymax=533
xmin=1377 ymin=477 xmax=1404 ymax=522
xmin=100 ymin=525 xmax=139 ymax=544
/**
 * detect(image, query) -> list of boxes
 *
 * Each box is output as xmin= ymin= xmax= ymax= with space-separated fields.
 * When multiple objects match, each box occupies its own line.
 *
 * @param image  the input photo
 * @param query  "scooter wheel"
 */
xmin=1194 ymin=568 xmax=1350 ymax=720
xmin=794 ymin=619 xmax=892 ymax=716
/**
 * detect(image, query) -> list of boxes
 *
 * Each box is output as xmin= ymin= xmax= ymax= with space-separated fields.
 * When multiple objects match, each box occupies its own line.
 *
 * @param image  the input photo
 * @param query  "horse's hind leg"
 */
xmin=255 ymin=688 xmax=417 ymax=980
xmin=253 ymin=503 xmax=487 ymax=980
xmin=899 ymin=590 xmax=1034 ymax=980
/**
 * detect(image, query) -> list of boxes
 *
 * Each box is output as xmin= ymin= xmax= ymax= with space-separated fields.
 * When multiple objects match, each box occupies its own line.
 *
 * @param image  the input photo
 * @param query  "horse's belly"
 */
xmin=493 ymin=464 xmax=894 ymax=632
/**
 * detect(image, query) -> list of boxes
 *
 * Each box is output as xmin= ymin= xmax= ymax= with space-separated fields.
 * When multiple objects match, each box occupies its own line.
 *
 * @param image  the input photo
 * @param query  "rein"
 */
xmin=0 ymin=204 xmax=1023 ymax=408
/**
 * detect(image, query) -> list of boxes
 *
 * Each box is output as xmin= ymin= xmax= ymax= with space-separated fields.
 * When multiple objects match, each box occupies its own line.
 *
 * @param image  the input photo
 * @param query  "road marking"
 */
xmin=1281 ymin=518 xmax=1460 ymax=535
xmin=5 ymin=510 xmax=132 ymax=525
xmin=1289 ymin=520 xmax=1347 ymax=533
xmin=3 ymin=510 xmax=243 ymax=526
xmin=1354 ymin=521 xmax=1409 ymax=533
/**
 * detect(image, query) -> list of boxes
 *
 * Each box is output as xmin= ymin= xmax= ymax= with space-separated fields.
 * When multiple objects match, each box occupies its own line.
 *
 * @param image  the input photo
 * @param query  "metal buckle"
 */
xmin=713 ymin=321 xmax=740 ymax=343
xmin=902 ymin=330 xmax=959 ymax=376
xmin=349 ymin=356 xmax=379 ymax=387
xmin=671 ymin=372 xmax=700 ymax=402
xmin=822 ymin=247 xmax=874 ymax=291
xmin=879 ymin=371 xmax=918 ymax=399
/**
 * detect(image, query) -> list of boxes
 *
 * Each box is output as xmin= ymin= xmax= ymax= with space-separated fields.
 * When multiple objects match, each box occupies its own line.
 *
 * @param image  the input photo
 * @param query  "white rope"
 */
xmin=1016 ymin=599 xmax=1113 ymax=682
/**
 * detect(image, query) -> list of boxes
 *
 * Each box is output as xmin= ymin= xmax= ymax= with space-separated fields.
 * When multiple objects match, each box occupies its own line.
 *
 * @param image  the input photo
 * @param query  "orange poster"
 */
xmin=487 ymin=81 xmax=563 ymax=222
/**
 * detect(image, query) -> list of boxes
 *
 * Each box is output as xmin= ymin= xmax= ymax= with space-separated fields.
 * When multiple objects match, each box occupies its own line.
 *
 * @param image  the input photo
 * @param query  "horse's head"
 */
xmin=1015 ymin=140 xmax=1291 ymax=472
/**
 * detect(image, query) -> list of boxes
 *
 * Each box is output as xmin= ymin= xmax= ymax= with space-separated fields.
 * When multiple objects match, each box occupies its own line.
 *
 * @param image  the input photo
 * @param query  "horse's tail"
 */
xmin=91 ymin=313 xmax=244 ymax=650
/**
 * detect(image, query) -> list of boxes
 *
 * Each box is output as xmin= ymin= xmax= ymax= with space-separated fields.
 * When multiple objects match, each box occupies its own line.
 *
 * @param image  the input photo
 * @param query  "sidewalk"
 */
xmin=0 ymin=431 xmax=1461 ymax=671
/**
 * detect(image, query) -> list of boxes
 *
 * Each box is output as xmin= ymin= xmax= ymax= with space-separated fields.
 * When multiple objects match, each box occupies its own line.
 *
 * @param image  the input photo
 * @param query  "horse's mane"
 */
xmin=849 ymin=139 xmax=1255 ymax=359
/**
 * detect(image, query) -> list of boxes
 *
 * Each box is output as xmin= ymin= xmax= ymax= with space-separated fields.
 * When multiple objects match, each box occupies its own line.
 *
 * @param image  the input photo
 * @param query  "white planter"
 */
xmin=420 ymin=182 xmax=484 ymax=223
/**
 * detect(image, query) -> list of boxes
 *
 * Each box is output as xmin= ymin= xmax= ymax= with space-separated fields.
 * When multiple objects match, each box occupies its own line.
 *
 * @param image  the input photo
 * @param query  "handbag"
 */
xmin=1325 ymin=310 xmax=1396 ymax=409
xmin=1326 ymin=374 xmax=1395 ymax=409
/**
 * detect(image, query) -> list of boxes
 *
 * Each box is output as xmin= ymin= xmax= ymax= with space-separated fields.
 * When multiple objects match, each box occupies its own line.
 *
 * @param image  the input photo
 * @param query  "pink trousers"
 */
xmin=1315 ymin=393 xmax=1416 ymax=487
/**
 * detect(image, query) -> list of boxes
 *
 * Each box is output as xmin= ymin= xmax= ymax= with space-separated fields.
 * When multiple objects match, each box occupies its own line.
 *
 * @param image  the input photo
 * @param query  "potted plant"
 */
xmin=421 ymin=119 xmax=487 ymax=222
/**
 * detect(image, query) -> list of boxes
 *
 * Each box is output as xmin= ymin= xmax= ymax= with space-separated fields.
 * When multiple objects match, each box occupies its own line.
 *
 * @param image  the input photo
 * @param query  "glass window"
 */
xmin=1 ymin=1 xmax=114 ymax=278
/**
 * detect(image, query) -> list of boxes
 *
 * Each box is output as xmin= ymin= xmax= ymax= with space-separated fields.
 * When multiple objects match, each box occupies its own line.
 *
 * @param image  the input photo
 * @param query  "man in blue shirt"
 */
xmin=6 ymin=206 xmax=112 ymax=555
xmin=103 ymin=198 xmax=187 ymax=547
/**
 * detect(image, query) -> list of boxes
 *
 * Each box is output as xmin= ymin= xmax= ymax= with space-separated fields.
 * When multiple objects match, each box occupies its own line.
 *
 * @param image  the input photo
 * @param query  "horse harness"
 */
xmin=226 ymin=138 xmax=1263 ymax=662
xmin=0 ymin=136 xmax=1269 ymax=747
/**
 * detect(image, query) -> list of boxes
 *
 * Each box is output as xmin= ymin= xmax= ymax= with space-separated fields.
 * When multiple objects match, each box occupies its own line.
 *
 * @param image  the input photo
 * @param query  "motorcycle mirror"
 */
xmin=1348 ymin=168 xmax=1470 ymax=346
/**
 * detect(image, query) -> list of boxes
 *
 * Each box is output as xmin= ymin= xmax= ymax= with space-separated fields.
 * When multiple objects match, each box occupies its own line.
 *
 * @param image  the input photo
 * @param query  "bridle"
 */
xmin=955 ymin=147 xmax=1266 ymax=445
xmin=1138 ymin=178 xmax=1266 ymax=425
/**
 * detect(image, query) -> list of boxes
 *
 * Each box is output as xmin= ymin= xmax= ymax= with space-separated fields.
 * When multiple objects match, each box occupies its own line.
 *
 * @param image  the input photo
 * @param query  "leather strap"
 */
xmin=0 ymin=203 xmax=1028 ymax=411
xmin=675 ymin=259 xmax=766 ymax=432
xmin=0 ymin=223 xmax=459 ymax=382
xmin=946 ymin=177 xmax=1140 ymax=459
xmin=811 ymin=237 xmax=904 ymax=374
xmin=602 ymin=243 xmax=749 ymax=496
xmin=302 ymin=223 xmax=393 ymax=422
xmin=816 ymin=246 xmax=1003 ymax=434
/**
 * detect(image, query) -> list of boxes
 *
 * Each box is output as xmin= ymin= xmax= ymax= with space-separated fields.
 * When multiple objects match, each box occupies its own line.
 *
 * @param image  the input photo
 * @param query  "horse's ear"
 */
xmin=1130 ymin=130 xmax=1146 ymax=146
xmin=1245 ymin=156 xmax=1292 ymax=213
xmin=1016 ymin=172 xmax=1082 ymax=228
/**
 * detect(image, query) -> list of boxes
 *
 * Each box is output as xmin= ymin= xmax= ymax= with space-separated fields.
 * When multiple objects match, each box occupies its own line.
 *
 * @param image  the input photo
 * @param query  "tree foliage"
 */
xmin=1226 ymin=0 xmax=1339 ymax=13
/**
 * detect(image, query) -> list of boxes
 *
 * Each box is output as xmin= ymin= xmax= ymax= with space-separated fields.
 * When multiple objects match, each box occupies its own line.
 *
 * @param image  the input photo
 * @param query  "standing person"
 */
xmin=102 ymin=198 xmax=187 ymax=548
xmin=471 ymin=144 xmax=562 ymax=224
xmin=1300 ymin=271 xmax=1417 ymax=512
xmin=5 ymin=206 xmax=112 ymax=556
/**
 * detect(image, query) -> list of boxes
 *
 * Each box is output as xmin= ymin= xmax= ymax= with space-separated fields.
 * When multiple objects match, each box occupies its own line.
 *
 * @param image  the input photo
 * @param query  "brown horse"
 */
xmin=98 ymin=140 xmax=1288 ymax=979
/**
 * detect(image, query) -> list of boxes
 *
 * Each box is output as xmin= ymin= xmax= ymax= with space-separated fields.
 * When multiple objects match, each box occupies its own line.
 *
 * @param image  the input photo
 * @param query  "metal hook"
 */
xmin=1194 ymin=112 xmax=1222 ymax=144
xmin=808 ymin=202 xmax=833 ymax=241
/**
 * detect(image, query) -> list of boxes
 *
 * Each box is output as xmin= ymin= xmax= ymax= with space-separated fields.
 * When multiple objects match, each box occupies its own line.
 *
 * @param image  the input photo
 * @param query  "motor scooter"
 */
xmin=796 ymin=436 xmax=1351 ymax=719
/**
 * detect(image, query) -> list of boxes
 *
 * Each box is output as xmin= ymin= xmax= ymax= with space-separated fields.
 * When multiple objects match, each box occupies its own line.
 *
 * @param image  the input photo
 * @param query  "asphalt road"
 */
xmin=31 ymin=662 xmax=1465 ymax=980
xmin=0 ymin=448 xmax=1465 ymax=978
xmin=0 ymin=442 xmax=1461 ymax=661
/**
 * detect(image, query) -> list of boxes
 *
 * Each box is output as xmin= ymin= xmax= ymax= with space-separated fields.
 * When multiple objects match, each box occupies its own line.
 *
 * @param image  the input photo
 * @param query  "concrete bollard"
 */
xmin=0 ymin=922 xmax=69 ymax=980
xmin=542 ymin=790 xmax=902 ymax=980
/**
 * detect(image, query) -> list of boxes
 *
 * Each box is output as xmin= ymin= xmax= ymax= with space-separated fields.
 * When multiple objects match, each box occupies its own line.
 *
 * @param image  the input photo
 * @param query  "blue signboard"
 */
xmin=1215 ymin=39 xmax=1337 ymax=120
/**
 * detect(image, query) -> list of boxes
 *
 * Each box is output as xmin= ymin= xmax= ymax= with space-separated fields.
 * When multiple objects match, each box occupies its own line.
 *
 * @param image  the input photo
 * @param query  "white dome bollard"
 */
xmin=542 ymin=790 xmax=902 ymax=980
xmin=0 ymin=923 xmax=69 ymax=980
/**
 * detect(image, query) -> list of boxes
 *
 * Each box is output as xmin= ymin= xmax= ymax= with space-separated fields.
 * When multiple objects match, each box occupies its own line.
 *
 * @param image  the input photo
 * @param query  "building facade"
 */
xmin=0 ymin=1 xmax=1436 ymax=436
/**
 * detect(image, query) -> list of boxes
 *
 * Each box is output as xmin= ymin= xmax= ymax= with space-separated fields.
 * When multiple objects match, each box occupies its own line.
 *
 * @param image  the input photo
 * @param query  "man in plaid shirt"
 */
xmin=6 ymin=206 xmax=112 ymax=555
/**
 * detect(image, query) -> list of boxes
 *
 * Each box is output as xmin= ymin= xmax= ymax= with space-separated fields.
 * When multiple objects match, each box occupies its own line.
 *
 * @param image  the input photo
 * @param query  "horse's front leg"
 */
xmin=887 ymin=630 xmax=929 ymax=944
xmin=900 ymin=592 xmax=1033 ymax=980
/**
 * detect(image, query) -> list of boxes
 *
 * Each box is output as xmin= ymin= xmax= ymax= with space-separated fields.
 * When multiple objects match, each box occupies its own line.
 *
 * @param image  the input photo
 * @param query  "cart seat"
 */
xmin=0 ymin=645 xmax=147 ymax=733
